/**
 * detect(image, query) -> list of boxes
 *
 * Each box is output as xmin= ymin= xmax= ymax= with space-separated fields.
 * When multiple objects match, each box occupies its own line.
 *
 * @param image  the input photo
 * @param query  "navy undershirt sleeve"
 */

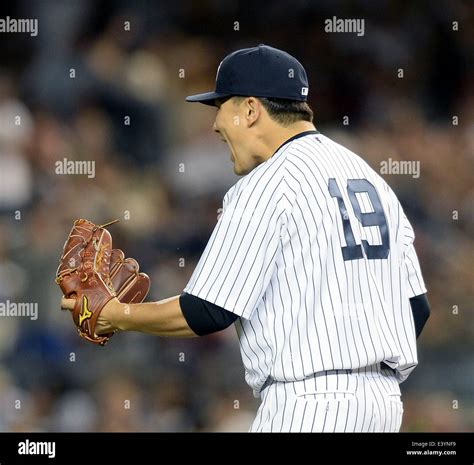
xmin=410 ymin=293 xmax=430 ymax=338
xmin=180 ymin=293 xmax=430 ymax=339
xmin=179 ymin=292 xmax=239 ymax=336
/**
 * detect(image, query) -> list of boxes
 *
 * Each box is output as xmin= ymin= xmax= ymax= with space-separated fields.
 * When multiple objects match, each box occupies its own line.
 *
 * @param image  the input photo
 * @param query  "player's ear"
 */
xmin=245 ymin=97 xmax=260 ymax=127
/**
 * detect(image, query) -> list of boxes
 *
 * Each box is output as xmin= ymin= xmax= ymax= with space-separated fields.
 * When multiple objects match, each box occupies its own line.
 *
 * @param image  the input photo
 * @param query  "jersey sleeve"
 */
xmin=184 ymin=173 xmax=287 ymax=320
xmin=403 ymin=243 xmax=427 ymax=298
xmin=399 ymin=206 xmax=427 ymax=298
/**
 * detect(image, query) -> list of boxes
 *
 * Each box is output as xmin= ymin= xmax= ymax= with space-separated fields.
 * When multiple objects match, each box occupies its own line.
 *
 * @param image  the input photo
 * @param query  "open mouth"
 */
xmin=218 ymin=135 xmax=233 ymax=162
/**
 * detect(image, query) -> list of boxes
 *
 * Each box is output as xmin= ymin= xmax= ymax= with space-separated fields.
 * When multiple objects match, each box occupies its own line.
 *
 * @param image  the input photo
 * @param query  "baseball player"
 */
xmin=60 ymin=45 xmax=430 ymax=432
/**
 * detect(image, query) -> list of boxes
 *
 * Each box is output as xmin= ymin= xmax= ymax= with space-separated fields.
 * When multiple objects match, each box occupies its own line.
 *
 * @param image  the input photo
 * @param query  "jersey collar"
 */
xmin=272 ymin=129 xmax=320 ymax=157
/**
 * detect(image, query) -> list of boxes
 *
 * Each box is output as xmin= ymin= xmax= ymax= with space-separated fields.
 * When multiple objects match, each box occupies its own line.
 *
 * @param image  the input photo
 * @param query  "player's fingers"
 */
xmin=61 ymin=298 xmax=76 ymax=311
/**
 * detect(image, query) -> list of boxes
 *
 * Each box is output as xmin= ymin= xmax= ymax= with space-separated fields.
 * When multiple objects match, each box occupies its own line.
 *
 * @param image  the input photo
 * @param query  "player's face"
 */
xmin=213 ymin=97 xmax=256 ymax=175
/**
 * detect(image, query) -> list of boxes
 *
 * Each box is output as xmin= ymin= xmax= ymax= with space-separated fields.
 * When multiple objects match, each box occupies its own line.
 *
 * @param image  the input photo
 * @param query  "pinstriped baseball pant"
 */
xmin=250 ymin=364 xmax=403 ymax=432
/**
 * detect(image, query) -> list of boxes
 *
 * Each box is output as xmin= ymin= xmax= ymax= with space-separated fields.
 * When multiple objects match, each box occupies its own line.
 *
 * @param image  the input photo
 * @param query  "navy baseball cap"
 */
xmin=186 ymin=44 xmax=309 ymax=106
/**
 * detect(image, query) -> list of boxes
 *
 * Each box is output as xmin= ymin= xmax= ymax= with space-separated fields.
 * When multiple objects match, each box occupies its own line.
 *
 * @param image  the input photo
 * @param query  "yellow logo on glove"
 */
xmin=79 ymin=295 xmax=92 ymax=326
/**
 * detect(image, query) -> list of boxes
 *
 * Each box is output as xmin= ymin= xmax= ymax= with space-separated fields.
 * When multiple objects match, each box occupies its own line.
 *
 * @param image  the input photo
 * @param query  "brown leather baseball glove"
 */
xmin=55 ymin=219 xmax=150 ymax=346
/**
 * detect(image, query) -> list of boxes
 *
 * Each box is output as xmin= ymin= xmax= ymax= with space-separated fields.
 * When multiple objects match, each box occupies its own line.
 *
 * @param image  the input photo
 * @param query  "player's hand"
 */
xmin=61 ymin=297 xmax=120 ymax=336
xmin=61 ymin=297 xmax=76 ymax=312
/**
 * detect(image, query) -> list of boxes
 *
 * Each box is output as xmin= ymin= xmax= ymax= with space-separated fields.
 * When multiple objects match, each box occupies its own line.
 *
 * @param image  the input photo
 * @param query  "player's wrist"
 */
xmin=97 ymin=298 xmax=125 ymax=334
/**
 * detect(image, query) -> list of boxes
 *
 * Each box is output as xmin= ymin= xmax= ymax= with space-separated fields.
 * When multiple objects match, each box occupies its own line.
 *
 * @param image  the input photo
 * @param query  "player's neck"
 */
xmin=263 ymin=121 xmax=317 ymax=159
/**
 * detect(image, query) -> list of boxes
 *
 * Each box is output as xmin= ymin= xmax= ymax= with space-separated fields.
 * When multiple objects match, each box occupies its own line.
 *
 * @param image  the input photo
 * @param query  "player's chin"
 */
xmin=232 ymin=164 xmax=241 ymax=175
xmin=233 ymin=164 xmax=250 ymax=176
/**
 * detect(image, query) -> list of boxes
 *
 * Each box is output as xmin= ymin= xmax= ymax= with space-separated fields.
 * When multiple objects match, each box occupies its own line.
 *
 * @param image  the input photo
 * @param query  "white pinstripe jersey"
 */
xmin=184 ymin=131 xmax=426 ymax=395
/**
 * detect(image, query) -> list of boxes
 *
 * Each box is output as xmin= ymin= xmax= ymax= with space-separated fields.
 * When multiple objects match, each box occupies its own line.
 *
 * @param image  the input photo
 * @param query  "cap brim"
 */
xmin=185 ymin=91 xmax=230 ymax=106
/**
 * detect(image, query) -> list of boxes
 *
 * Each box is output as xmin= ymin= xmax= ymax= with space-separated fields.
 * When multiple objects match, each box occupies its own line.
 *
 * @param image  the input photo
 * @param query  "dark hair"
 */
xmin=230 ymin=96 xmax=314 ymax=126
xmin=258 ymin=97 xmax=314 ymax=126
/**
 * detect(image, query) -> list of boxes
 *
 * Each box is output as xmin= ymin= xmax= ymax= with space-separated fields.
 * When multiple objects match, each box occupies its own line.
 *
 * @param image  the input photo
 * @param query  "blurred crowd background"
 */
xmin=0 ymin=0 xmax=472 ymax=432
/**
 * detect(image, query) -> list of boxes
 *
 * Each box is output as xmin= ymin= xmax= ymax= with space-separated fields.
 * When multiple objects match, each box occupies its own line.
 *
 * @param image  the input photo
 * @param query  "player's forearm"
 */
xmin=105 ymin=295 xmax=198 ymax=338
